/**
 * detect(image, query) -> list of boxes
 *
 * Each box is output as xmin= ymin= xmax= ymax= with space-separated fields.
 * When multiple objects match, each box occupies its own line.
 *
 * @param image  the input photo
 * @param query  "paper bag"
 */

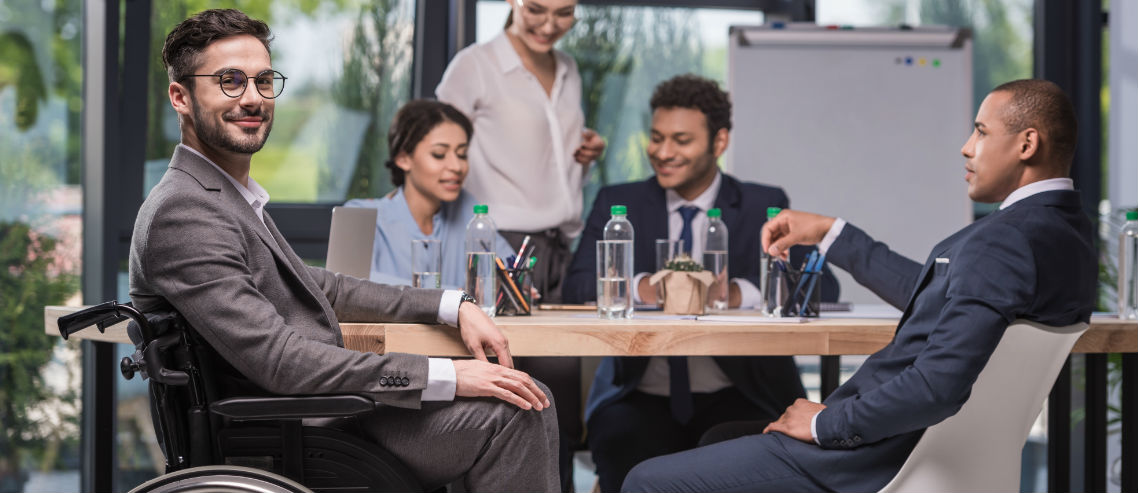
xmin=649 ymin=269 xmax=716 ymax=315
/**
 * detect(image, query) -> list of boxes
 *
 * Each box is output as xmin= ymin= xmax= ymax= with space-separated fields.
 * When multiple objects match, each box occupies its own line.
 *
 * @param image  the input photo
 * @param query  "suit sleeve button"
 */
xmin=379 ymin=377 xmax=388 ymax=386
xmin=401 ymin=377 xmax=410 ymax=386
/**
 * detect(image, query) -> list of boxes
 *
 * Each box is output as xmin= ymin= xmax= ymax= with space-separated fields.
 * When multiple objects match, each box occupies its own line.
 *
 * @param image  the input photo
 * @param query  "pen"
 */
xmin=799 ymin=254 xmax=825 ymax=316
xmin=790 ymin=251 xmax=819 ymax=307
xmin=495 ymin=256 xmax=530 ymax=312
xmin=513 ymin=235 xmax=532 ymax=269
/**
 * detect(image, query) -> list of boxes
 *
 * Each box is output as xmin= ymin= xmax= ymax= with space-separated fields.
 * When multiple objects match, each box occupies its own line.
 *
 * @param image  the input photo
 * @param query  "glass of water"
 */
xmin=655 ymin=239 xmax=684 ymax=306
xmin=411 ymin=239 xmax=442 ymax=288
xmin=597 ymin=239 xmax=633 ymax=319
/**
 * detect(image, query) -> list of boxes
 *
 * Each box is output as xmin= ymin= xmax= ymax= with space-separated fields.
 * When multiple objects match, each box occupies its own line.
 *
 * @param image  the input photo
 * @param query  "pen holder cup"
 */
xmin=764 ymin=264 xmax=822 ymax=318
xmin=496 ymin=267 xmax=533 ymax=316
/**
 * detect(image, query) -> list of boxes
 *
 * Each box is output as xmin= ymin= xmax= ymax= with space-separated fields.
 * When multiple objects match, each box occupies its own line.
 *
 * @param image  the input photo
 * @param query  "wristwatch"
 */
xmin=457 ymin=291 xmax=476 ymax=329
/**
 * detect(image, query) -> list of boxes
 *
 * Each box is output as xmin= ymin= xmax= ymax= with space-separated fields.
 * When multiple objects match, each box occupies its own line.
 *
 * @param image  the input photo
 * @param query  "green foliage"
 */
xmin=0 ymin=31 xmax=47 ymax=131
xmin=664 ymin=255 xmax=703 ymax=272
xmin=333 ymin=0 xmax=412 ymax=200
xmin=0 ymin=222 xmax=78 ymax=481
xmin=561 ymin=6 xmax=705 ymax=190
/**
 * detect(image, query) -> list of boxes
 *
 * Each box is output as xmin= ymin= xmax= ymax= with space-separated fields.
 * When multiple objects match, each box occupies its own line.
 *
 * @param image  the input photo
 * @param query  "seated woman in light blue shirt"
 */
xmin=345 ymin=100 xmax=514 ymax=289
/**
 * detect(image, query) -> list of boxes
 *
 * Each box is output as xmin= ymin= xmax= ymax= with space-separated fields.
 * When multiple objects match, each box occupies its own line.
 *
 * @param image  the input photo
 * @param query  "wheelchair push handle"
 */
xmin=57 ymin=301 xmax=153 ymax=341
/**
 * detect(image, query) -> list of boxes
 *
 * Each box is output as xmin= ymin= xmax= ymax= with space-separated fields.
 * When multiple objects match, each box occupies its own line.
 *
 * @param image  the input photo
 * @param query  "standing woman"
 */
xmin=436 ymin=2 xmax=603 ymax=490
xmin=436 ymin=0 xmax=604 ymax=303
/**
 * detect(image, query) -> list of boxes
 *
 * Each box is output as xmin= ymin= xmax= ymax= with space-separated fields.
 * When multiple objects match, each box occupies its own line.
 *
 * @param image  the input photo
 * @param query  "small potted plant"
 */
xmin=648 ymin=255 xmax=715 ymax=315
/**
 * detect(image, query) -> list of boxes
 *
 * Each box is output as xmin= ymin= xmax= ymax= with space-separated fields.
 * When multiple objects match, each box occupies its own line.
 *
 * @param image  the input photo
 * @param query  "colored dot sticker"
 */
xmin=905 ymin=57 xmax=913 ymax=65
xmin=918 ymin=58 xmax=927 ymax=66
xmin=895 ymin=57 xmax=903 ymax=64
xmin=933 ymin=59 xmax=941 ymax=67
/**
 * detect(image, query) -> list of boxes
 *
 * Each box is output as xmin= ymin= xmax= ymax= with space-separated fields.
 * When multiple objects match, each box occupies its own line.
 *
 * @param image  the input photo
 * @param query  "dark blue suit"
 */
xmin=622 ymin=189 xmax=1097 ymax=493
xmin=563 ymin=174 xmax=839 ymax=491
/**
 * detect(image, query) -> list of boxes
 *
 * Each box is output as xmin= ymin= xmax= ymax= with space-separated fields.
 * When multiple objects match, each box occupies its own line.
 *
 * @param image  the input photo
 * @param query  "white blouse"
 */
xmin=436 ymin=31 xmax=586 ymax=238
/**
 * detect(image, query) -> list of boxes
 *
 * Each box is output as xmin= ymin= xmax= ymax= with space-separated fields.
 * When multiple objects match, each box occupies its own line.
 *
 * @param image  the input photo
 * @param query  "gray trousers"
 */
xmin=360 ymin=380 xmax=561 ymax=492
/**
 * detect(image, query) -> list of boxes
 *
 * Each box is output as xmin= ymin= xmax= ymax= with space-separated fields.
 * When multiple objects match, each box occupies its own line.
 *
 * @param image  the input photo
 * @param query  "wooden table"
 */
xmin=44 ymin=305 xmax=1138 ymax=492
xmin=45 ymin=306 xmax=1138 ymax=356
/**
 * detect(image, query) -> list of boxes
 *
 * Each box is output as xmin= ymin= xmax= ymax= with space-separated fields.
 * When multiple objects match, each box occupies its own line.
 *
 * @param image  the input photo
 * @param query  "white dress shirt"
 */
xmin=809 ymin=177 xmax=1076 ymax=444
xmin=183 ymin=144 xmax=460 ymax=401
xmin=633 ymin=172 xmax=762 ymax=396
xmin=436 ymin=31 xmax=587 ymax=238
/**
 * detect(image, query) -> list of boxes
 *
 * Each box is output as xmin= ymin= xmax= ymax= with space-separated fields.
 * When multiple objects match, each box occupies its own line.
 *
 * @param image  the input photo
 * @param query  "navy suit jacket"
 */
xmin=563 ymin=174 xmax=839 ymax=422
xmin=772 ymin=190 xmax=1096 ymax=492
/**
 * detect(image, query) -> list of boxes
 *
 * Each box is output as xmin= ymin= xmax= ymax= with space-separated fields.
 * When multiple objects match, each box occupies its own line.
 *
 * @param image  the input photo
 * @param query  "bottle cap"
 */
xmin=611 ymin=205 xmax=628 ymax=216
xmin=707 ymin=208 xmax=722 ymax=218
xmin=1128 ymin=210 xmax=1138 ymax=221
xmin=767 ymin=207 xmax=781 ymax=219
xmin=473 ymin=204 xmax=488 ymax=214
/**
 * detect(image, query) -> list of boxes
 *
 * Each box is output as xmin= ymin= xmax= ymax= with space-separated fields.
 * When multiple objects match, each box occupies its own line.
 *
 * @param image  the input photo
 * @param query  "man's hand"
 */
xmin=457 ymin=301 xmax=514 ymax=369
xmin=763 ymin=398 xmax=826 ymax=444
xmin=453 ymin=359 xmax=550 ymax=411
xmin=761 ymin=210 xmax=837 ymax=261
xmin=574 ymin=129 xmax=605 ymax=166
xmin=637 ymin=276 xmax=658 ymax=305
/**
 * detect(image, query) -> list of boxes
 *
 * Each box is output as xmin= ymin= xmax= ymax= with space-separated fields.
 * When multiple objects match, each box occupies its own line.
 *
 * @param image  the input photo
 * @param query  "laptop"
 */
xmin=325 ymin=206 xmax=378 ymax=279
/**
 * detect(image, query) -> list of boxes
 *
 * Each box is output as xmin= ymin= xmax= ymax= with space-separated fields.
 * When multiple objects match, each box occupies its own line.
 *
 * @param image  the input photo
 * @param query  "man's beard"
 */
xmin=191 ymin=99 xmax=273 ymax=154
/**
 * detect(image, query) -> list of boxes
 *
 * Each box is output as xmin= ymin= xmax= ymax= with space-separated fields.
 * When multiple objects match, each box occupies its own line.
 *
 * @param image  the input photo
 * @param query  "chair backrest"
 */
xmin=877 ymin=319 xmax=1088 ymax=493
xmin=325 ymin=206 xmax=377 ymax=279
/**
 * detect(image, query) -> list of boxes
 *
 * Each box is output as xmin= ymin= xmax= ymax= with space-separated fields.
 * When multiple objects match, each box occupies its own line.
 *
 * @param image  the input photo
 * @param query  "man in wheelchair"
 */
xmin=123 ymin=8 xmax=559 ymax=491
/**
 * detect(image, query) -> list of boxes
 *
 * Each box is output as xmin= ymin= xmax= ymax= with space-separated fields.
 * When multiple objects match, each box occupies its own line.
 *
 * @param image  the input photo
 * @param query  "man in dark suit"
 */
xmin=562 ymin=74 xmax=838 ymax=492
xmin=131 ymin=9 xmax=558 ymax=491
xmin=621 ymin=79 xmax=1098 ymax=492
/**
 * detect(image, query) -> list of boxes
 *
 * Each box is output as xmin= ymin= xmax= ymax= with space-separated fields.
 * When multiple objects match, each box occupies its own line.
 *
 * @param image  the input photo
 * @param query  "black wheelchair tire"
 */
xmin=128 ymin=465 xmax=315 ymax=493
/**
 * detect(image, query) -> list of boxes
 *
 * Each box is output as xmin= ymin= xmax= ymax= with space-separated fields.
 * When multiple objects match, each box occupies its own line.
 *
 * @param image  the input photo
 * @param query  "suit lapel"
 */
xmin=713 ymin=174 xmax=743 ymax=235
xmin=171 ymin=148 xmax=319 ymax=305
xmin=895 ymin=208 xmax=1003 ymax=327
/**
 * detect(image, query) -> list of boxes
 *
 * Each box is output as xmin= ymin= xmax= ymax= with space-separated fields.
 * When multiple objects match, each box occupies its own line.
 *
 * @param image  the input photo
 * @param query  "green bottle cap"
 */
xmin=473 ymin=204 xmax=488 ymax=214
xmin=1127 ymin=210 xmax=1138 ymax=221
xmin=767 ymin=207 xmax=781 ymax=219
xmin=707 ymin=208 xmax=722 ymax=218
xmin=611 ymin=205 xmax=628 ymax=216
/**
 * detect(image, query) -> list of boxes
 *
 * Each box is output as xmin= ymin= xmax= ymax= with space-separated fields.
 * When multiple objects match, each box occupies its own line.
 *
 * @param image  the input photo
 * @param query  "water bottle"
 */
xmin=1120 ymin=210 xmax=1138 ymax=320
xmin=464 ymin=204 xmax=497 ymax=317
xmin=704 ymin=208 xmax=729 ymax=310
xmin=760 ymin=207 xmax=781 ymax=315
xmin=598 ymin=205 xmax=634 ymax=319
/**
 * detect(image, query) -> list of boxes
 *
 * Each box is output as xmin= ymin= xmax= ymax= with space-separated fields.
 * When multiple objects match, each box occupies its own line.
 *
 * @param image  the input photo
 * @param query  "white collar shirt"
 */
xmin=435 ymin=31 xmax=587 ymax=237
xmin=999 ymin=177 xmax=1074 ymax=210
xmin=179 ymin=143 xmax=271 ymax=226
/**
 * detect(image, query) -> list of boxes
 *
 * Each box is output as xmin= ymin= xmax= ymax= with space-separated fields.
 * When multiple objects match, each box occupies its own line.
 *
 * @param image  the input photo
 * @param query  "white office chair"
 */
xmin=877 ymin=319 xmax=1088 ymax=493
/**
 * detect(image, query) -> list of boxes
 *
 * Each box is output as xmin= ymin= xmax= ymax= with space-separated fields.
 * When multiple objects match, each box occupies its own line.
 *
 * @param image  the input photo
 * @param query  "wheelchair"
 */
xmin=59 ymin=301 xmax=427 ymax=493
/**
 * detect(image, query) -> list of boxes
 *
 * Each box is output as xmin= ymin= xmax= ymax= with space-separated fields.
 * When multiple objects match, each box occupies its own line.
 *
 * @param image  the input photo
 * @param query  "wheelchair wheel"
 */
xmin=128 ymin=465 xmax=315 ymax=493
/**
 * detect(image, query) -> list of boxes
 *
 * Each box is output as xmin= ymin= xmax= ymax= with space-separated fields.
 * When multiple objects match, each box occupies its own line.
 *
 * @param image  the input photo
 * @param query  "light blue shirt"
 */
xmin=345 ymin=187 xmax=516 ymax=290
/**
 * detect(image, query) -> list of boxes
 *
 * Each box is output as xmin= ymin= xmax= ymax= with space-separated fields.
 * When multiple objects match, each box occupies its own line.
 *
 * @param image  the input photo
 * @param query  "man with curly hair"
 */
xmin=562 ymin=74 xmax=839 ymax=491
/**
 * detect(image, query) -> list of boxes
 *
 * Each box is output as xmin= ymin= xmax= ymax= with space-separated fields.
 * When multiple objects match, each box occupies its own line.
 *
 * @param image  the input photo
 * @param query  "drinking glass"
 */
xmin=411 ymin=239 xmax=442 ymax=289
xmin=654 ymin=239 xmax=685 ymax=306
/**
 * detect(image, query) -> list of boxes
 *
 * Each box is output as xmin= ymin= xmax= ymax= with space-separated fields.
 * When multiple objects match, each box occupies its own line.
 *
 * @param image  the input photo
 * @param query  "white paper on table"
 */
xmin=820 ymin=303 xmax=903 ymax=319
xmin=695 ymin=315 xmax=808 ymax=323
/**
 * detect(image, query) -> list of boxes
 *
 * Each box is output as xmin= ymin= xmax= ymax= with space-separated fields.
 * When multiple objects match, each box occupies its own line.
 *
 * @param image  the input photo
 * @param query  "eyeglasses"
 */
xmin=179 ymin=69 xmax=287 ymax=99
xmin=513 ymin=0 xmax=576 ymax=28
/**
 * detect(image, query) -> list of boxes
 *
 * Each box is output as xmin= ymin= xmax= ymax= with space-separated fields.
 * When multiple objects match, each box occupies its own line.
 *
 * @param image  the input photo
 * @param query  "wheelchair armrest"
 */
xmin=209 ymin=395 xmax=376 ymax=420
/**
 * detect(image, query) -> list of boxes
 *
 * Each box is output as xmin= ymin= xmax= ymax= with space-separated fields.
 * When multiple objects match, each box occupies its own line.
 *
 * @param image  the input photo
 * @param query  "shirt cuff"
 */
xmin=438 ymin=289 xmax=464 ymax=327
xmin=731 ymin=278 xmax=761 ymax=309
xmin=817 ymin=218 xmax=848 ymax=255
xmin=422 ymin=358 xmax=457 ymax=401
xmin=631 ymin=272 xmax=651 ymax=304
xmin=811 ymin=410 xmax=821 ymax=445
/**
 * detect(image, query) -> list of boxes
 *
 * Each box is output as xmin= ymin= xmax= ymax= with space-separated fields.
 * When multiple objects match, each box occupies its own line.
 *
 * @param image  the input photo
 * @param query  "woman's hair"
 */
xmin=386 ymin=100 xmax=474 ymax=187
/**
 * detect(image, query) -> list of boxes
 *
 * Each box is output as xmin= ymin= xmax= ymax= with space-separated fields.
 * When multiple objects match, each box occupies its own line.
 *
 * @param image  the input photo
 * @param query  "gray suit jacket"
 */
xmin=129 ymin=146 xmax=443 ymax=409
